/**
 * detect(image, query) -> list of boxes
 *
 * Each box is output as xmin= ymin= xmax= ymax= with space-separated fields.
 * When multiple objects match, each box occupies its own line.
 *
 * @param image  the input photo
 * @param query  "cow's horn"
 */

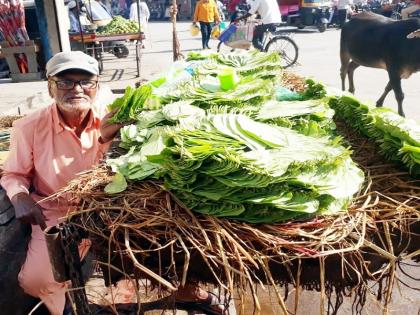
xmin=407 ymin=29 xmax=420 ymax=39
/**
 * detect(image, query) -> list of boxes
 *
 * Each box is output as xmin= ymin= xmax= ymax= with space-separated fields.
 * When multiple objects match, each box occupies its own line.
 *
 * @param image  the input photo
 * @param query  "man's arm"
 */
xmin=213 ymin=2 xmax=221 ymax=22
xmin=129 ymin=3 xmax=136 ymax=20
xmin=1 ymin=124 xmax=46 ymax=229
xmin=193 ymin=2 xmax=200 ymax=23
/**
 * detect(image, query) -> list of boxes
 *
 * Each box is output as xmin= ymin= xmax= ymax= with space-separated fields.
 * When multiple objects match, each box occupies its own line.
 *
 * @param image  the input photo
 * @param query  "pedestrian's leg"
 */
xmin=338 ymin=9 xmax=346 ymax=27
xmin=206 ymin=23 xmax=212 ymax=48
xmin=199 ymin=22 xmax=207 ymax=49
xmin=252 ymin=24 xmax=265 ymax=51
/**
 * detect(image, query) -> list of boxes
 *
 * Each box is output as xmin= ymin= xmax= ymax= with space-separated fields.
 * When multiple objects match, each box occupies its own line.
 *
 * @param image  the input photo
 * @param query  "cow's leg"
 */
xmin=347 ymin=61 xmax=360 ymax=94
xmin=340 ymin=50 xmax=350 ymax=91
xmin=388 ymin=71 xmax=405 ymax=117
xmin=376 ymin=81 xmax=392 ymax=108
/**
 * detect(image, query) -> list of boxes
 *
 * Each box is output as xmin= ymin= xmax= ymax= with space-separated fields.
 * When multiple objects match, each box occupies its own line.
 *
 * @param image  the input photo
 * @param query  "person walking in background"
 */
xmin=130 ymin=0 xmax=150 ymax=31
xmin=217 ymin=0 xmax=226 ymax=20
xmin=130 ymin=0 xmax=150 ymax=48
xmin=193 ymin=0 xmax=220 ymax=49
xmin=401 ymin=0 xmax=420 ymax=19
xmin=235 ymin=0 xmax=282 ymax=51
xmin=337 ymin=0 xmax=353 ymax=27
xmin=227 ymin=0 xmax=242 ymax=21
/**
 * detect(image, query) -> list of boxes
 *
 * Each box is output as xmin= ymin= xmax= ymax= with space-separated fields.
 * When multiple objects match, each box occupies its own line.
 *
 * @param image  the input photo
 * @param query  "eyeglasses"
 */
xmin=51 ymin=79 xmax=98 ymax=90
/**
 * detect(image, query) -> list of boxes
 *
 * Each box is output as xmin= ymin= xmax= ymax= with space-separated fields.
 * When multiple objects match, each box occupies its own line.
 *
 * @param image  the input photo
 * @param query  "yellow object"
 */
xmin=211 ymin=25 xmax=220 ymax=39
xmin=218 ymin=68 xmax=238 ymax=91
xmin=0 ymin=151 xmax=9 ymax=165
xmin=190 ymin=24 xmax=200 ymax=36
xmin=193 ymin=0 xmax=220 ymax=23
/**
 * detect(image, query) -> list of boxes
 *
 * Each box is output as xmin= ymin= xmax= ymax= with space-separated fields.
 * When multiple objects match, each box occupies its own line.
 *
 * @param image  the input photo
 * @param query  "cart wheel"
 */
xmin=317 ymin=22 xmax=327 ymax=33
xmin=217 ymin=41 xmax=235 ymax=53
xmin=113 ymin=44 xmax=129 ymax=58
xmin=265 ymin=35 xmax=298 ymax=68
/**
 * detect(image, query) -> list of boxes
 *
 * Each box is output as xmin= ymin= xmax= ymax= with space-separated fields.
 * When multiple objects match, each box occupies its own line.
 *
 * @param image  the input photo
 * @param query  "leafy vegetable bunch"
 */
xmin=329 ymin=95 xmax=420 ymax=175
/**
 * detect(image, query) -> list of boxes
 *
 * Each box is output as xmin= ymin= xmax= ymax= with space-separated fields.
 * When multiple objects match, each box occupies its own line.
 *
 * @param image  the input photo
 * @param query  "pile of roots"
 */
xmin=60 ymin=124 xmax=419 ymax=314
xmin=58 ymin=73 xmax=419 ymax=314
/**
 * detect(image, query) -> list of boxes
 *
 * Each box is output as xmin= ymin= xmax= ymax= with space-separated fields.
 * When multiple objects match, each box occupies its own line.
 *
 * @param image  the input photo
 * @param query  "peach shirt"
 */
xmin=0 ymin=103 xmax=109 ymax=223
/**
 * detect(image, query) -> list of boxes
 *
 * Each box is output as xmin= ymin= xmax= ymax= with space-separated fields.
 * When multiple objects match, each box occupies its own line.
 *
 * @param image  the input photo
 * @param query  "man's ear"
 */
xmin=47 ymin=80 xmax=54 ymax=98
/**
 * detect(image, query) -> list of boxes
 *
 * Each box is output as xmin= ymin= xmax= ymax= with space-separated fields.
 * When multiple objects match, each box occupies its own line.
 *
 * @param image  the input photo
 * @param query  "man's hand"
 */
xmin=99 ymin=109 xmax=127 ymax=143
xmin=11 ymin=192 xmax=47 ymax=230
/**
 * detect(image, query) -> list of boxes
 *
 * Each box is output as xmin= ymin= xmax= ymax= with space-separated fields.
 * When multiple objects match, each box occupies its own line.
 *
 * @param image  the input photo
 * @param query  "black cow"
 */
xmin=340 ymin=12 xmax=420 ymax=116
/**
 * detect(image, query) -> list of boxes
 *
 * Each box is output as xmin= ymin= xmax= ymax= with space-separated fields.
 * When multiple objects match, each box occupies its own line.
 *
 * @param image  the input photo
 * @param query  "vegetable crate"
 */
xmin=0 ymin=40 xmax=43 ymax=82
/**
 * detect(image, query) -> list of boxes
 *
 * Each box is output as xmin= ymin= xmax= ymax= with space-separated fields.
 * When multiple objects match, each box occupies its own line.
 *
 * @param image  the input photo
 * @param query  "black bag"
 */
xmin=0 ymin=187 xmax=38 ymax=314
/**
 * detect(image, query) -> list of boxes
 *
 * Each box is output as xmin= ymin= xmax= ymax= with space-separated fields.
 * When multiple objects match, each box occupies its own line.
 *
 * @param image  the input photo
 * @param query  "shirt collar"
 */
xmin=51 ymin=103 xmax=101 ymax=134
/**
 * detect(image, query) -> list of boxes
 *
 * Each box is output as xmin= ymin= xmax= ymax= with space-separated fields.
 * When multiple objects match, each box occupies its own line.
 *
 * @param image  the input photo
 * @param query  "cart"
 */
xmin=69 ymin=32 xmax=145 ymax=77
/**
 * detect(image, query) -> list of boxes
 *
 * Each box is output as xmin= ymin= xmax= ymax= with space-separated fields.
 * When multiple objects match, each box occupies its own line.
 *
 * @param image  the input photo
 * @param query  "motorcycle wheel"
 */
xmin=317 ymin=23 xmax=327 ymax=32
xmin=113 ymin=44 xmax=129 ymax=58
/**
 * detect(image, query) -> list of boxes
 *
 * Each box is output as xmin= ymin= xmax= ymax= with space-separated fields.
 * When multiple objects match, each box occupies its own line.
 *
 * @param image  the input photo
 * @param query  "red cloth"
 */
xmin=228 ymin=0 xmax=242 ymax=13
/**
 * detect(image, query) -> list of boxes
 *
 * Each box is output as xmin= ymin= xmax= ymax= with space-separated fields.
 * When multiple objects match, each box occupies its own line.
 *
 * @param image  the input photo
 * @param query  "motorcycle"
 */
xmin=282 ymin=0 xmax=332 ymax=33
xmin=390 ymin=1 xmax=408 ymax=20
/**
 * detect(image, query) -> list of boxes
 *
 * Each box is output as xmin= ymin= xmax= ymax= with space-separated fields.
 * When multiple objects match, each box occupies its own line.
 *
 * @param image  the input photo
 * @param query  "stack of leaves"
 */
xmin=107 ymin=107 xmax=364 ymax=223
xmin=160 ymin=75 xmax=274 ymax=109
xmin=108 ymin=84 xmax=154 ymax=123
xmin=329 ymin=95 xmax=420 ymax=175
xmin=194 ymin=50 xmax=283 ymax=79
xmin=255 ymin=99 xmax=336 ymax=138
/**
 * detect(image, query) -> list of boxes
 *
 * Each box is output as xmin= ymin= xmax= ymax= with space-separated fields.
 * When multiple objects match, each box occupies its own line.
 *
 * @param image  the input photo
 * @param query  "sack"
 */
xmin=225 ymin=22 xmax=256 ymax=49
xmin=276 ymin=86 xmax=304 ymax=101
xmin=211 ymin=25 xmax=221 ymax=39
xmin=218 ymin=24 xmax=237 ymax=42
xmin=190 ymin=24 xmax=200 ymax=36
xmin=0 ymin=187 xmax=33 ymax=313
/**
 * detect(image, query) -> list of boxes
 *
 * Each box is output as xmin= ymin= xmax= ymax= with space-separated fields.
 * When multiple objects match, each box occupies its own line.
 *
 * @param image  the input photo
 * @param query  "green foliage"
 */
xmin=329 ymin=95 xmax=420 ymax=175
xmin=98 ymin=16 xmax=140 ymax=35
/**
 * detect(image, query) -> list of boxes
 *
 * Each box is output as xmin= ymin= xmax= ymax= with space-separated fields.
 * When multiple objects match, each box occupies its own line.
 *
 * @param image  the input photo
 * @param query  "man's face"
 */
xmin=48 ymin=71 xmax=99 ymax=113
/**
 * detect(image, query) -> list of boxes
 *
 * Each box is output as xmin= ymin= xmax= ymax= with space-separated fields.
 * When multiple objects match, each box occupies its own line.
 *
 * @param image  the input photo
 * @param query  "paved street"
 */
xmin=0 ymin=21 xmax=418 ymax=314
xmin=0 ymin=21 xmax=419 ymax=121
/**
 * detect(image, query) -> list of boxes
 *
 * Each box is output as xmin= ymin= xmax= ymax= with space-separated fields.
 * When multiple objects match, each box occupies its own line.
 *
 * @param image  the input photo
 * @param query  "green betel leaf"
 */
xmin=104 ymin=172 xmax=128 ymax=194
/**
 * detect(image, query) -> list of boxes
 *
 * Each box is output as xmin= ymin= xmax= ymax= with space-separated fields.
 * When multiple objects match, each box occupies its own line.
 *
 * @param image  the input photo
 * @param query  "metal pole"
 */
xmin=75 ymin=0 xmax=85 ymax=50
xmin=136 ymin=0 xmax=142 ymax=77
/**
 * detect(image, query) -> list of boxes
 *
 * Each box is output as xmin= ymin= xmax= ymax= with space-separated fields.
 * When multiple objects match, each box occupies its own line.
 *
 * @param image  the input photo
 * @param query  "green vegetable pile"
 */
xmin=104 ymin=50 xmax=374 ymax=223
xmin=98 ymin=16 xmax=140 ymax=35
xmin=107 ymin=108 xmax=364 ymax=222
xmin=329 ymin=95 xmax=420 ymax=175
xmin=108 ymin=85 xmax=153 ymax=123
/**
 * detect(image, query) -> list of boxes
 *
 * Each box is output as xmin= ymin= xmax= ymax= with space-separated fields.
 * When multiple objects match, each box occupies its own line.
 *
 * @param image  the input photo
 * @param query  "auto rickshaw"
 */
xmin=279 ymin=0 xmax=331 ymax=32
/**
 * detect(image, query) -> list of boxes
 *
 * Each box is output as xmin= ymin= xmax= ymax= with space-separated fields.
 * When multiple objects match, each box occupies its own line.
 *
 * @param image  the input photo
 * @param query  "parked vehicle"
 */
xmin=280 ymin=0 xmax=332 ymax=32
xmin=68 ymin=0 xmax=129 ymax=58
xmin=217 ymin=17 xmax=299 ymax=68
xmin=390 ymin=1 xmax=408 ymax=20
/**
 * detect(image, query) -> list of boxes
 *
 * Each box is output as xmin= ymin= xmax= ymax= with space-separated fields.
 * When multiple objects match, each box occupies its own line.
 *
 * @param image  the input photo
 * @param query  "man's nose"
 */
xmin=71 ymin=82 xmax=84 ymax=92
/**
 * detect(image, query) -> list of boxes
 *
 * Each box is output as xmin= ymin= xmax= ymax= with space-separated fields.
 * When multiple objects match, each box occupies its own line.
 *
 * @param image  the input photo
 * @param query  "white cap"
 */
xmin=46 ymin=51 xmax=99 ymax=77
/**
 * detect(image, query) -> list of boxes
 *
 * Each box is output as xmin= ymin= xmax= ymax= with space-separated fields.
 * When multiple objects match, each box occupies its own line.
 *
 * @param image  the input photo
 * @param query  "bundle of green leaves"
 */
xmin=108 ymin=84 xmax=154 ymax=124
xmin=329 ymin=95 xmax=420 ymax=175
xmin=107 ymin=107 xmax=364 ymax=223
xmin=256 ymin=99 xmax=336 ymax=138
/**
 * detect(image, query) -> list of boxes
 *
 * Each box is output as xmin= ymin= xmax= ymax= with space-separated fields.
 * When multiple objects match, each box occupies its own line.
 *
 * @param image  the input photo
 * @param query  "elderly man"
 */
xmin=0 ymin=51 xmax=122 ymax=315
xmin=1 ymin=51 xmax=228 ymax=315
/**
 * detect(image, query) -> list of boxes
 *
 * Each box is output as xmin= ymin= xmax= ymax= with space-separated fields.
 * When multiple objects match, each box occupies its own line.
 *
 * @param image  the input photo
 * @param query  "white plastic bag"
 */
xmin=225 ymin=22 xmax=256 ymax=49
